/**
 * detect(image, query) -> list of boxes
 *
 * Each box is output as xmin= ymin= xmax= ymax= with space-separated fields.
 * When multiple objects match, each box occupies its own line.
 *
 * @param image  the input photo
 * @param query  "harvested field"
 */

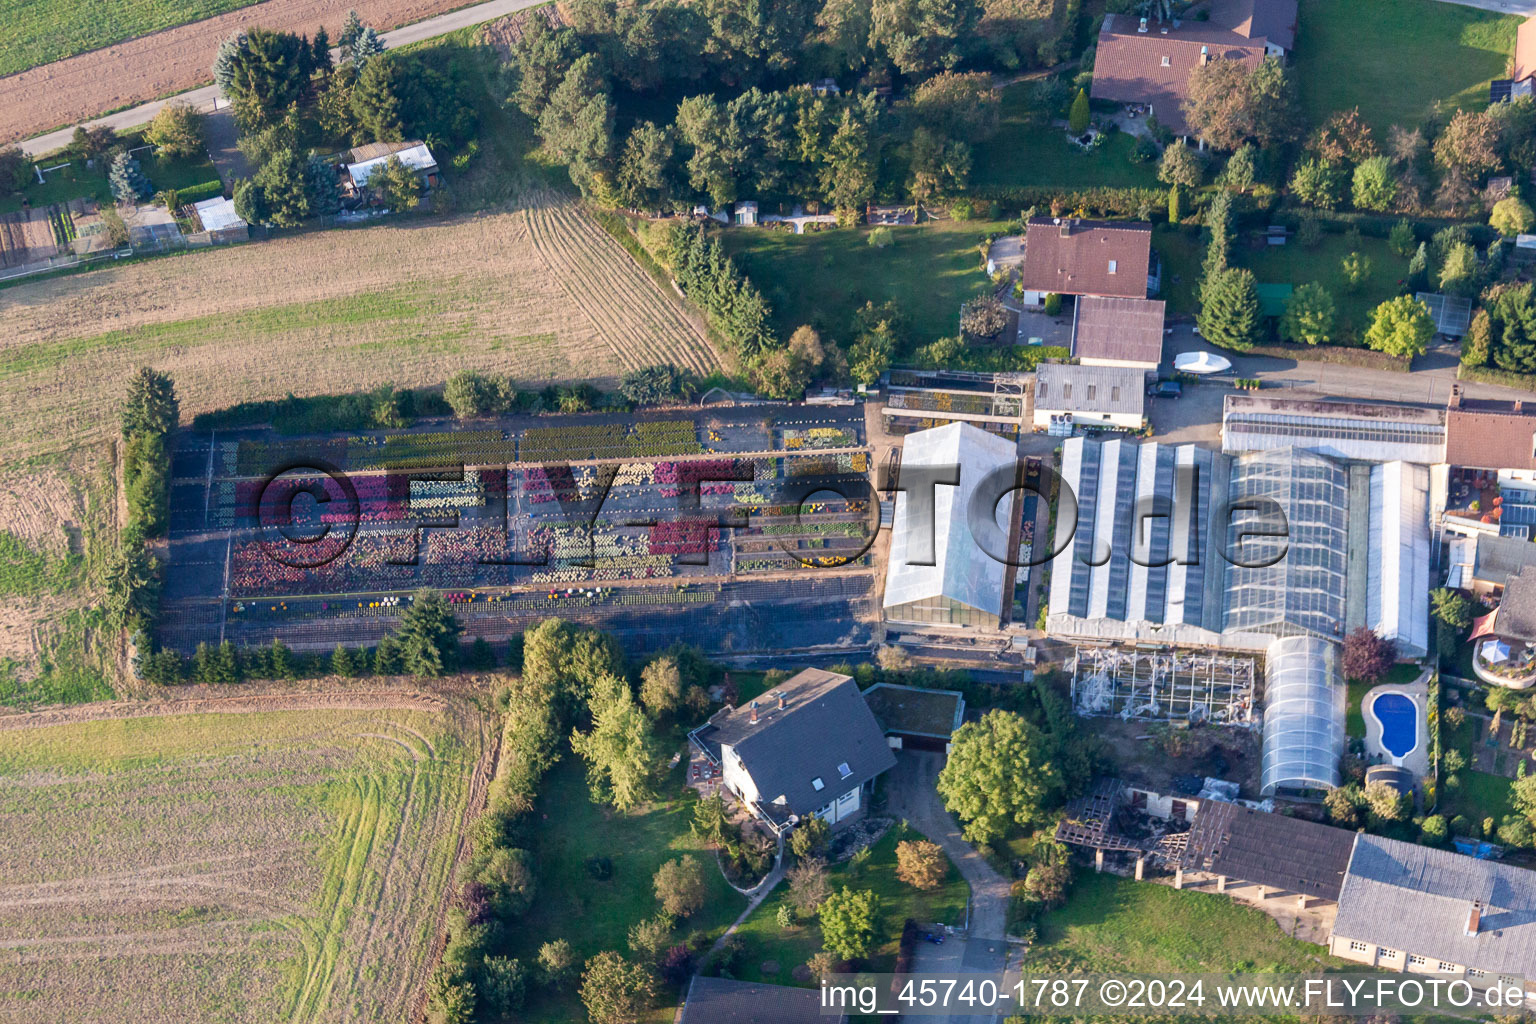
xmin=0 ymin=0 xmax=481 ymax=144
xmin=0 ymin=692 xmax=493 ymax=1023
xmin=0 ymin=446 xmax=116 ymax=708
xmin=0 ymin=198 xmax=721 ymax=463
xmin=0 ymin=207 xmax=61 ymax=268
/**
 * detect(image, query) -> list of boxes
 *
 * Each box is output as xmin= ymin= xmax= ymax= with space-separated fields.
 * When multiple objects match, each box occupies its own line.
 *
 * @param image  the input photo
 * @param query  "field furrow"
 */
xmin=0 ymin=700 xmax=489 ymax=1024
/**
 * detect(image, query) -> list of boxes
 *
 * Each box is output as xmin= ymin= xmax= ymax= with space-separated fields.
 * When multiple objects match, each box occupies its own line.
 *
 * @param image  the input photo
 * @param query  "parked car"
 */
xmin=920 ymin=931 xmax=945 ymax=945
xmin=1147 ymin=380 xmax=1183 ymax=399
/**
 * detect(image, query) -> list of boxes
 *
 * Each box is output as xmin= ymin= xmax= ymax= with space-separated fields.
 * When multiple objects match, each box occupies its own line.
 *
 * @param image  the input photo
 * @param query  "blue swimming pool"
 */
xmin=1372 ymin=693 xmax=1418 ymax=759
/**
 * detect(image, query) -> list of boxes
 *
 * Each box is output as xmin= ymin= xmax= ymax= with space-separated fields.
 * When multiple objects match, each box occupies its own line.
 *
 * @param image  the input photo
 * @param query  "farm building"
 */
xmin=1016 ymin=217 xmax=1153 ymax=305
xmin=1071 ymin=296 xmax=1165 ymax=369
xmin=1033 ymin=363 xmax=1146 ymax=431
xmin=1221 ymin=394 xmax=1446 ymax=465
xmin=1174 ymin=797 xmax=1354 ymax=900
xmin=862 ymin=682 xmax=965 ymax=753
xmin=1048 ymin=438 xmax=1431 ymax=656
xmin=1330 ymin=834 xmax=1536 ymax=1001
xmin=687 ymin=668 xmax=896 ymax=835
xmin=883 ymin=421 xmax=1021 ymax=629
xmin=342 ymin=141 xmax=439 ymax=195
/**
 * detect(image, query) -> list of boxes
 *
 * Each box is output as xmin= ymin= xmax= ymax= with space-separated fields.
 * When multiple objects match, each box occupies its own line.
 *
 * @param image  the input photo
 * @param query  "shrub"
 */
xmin=895 ymin=839 xmax=947 ymax=890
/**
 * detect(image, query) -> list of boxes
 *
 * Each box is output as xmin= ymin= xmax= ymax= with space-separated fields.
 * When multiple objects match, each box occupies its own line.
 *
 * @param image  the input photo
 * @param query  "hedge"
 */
xmin=967 ymin=185 xmax=1167 ymax=219
xmin=175 ymin=179 xmax=225 ymax=205
xmin=1268 ymin=207 xmax=1495 ymax=245
xmin=1246 ymin=342 xmax=1411 ymax=372
xmin=1458 ymin=363 xmax=1536 ymax=392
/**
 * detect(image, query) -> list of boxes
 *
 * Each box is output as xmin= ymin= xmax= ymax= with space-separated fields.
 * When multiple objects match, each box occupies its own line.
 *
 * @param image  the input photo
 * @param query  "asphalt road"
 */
xmin=18 ymin=0 xmax=541 ymax=156
xmin=1143 ymin=324 xmax=1536 ymax=448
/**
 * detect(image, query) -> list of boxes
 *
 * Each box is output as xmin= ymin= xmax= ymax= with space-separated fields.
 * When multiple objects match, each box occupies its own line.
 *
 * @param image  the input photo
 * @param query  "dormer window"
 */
xmin=838 ymin=762 xmax=853 ymax=779
xmin=1161 ymin=55 xmax=1170 ymax=67
xmin=812 ymin=777 xmax=825 ymax=791
xmin=1108 ymin=260 xmax=1118 ymax=274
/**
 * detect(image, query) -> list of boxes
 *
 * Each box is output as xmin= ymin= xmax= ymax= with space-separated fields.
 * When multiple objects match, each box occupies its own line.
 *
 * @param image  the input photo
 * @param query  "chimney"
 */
xmin=749 ymin=700 xmax=759 ymax=724
xmin=1516 ymin=399 xmax=1526 ymax=414
xmin=777 ymin=692 xmax=787 ymax=710
xmin=1200 ymin=45 xmax=1209 ymax=65
xmin=1449 ymin=383 xmax=1463 ymax=409
xmin=1138 ymin=16 xmax=1148 ymax=32
xmin=1060 ymin=218 xmax=1074 ymax=238
xmin=1466 ymin=901 xmax=1482 ymax=937
xmin=1160 ymin=24 xmax=1169 ymax=34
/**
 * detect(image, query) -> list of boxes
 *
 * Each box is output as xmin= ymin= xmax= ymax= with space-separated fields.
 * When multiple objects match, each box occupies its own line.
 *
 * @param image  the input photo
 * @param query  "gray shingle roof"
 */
xmin=681 ymin=977 xmax=844 ymax=1024
xmin=1034 ymin=363 xmax=1147 ymax=417
xmin=1474 ymin=535 xmax=1536 ymax=586
xmin=1177 ymin=801 xmax=1354 ymax=901
xmin=1334 ymin=833 xmax=1536 ymax=977
xmin=694 ymin=669 xmax=896 ymax=817
xmin=1072 ymin=295 xmax=1166 ymax=365
xmin=1496 ymin=566 xmax=1536 ymax=644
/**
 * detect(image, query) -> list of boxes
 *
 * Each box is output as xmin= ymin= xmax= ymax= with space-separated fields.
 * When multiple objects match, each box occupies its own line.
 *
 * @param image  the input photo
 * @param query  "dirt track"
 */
xmin=0 ymin=0 xmax=473 ymax=144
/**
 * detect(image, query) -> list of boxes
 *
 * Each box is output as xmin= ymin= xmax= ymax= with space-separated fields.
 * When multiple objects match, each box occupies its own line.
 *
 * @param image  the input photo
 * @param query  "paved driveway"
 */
xmin=885 ymin=751 xmax=1012 ymax=941
xmin=909 ymin=932 xmax=1015 ymax=1024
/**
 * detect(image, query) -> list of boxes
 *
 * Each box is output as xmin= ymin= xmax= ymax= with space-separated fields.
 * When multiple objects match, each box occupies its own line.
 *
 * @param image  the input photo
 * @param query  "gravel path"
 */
xmin=886 ymin=750 xmax=1013 ymax=941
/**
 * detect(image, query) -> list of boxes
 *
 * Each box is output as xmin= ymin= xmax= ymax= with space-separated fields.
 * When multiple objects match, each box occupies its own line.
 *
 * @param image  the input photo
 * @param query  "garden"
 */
xmin=723 ymin=823 xmax=970 ymax=987
xmin=1292 ymin=0 xmax=1519 ymax=136
xmin=971 ymin=83 xmax=1162 ymax=193
xmin=721 ymin=218 xmax=1010 ymax=350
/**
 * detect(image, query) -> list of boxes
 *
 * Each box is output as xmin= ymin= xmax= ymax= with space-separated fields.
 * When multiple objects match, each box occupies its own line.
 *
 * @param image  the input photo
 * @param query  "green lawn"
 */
xmin=728 ymin=824 xmax=970 ymax=986
xmin=1293 ymin=0 xmax=1519 ymax=135
xmin=2 ymin=140 xmax=221 ymax=216
xmin=972 ymin=85 xmax=1161 ymax=191
xmin=1242 ymin=232 xmax=1411 ymax=343
xmin=1346 ymin=664 xmax=1423 ymax=740
xmin=1027 ymin=872 xmax=1337 ymax=974
xmin=1439 ymin=769 xmax=1516 ymax=829
xmin=0 ymin=0 xmax=261 ymax=77
xmin=1153 ymin=225 xmax=1202 ymax=315
xmin=500 ymin=755 xmax=747 ymax=1024
xmin=722 ymin=220 xmax=1007 ymax=349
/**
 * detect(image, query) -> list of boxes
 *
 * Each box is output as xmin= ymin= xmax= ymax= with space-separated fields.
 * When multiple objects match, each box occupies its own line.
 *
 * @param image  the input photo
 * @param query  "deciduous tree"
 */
xmin=579 ymin=951 xmax=654 ymax=1024
xmin=1280 ymin=281 xmax=1336 ymax=346
xmin=937 ymin=710 xmax=1063 ymax=843
xmin=895 ymin=839 xmax=947 ymax=890
xmin=1342 ymin=626 xmax=1395 ymax=683
xmin=653 ymin=855 xmax=707 ymax=918
xmin=1363 ymin=295 xmax=1433 ymax=359
xmin=818 ymin=887 xmax=881 ymax=959
xmin=145 ymin=103 xmax=207 ymax=160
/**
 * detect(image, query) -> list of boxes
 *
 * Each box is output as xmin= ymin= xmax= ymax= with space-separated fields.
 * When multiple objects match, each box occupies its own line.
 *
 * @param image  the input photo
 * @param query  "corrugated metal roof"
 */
xmin=1035 ymin=363 xmax=1147 ymax=416
xmin=1072 ymin=296 xmax=1166 ymax=365
xmin=346 ymin=143 xmax=437 ymax=187
xmin=883 ymin=422 xmax=1018 ymax=617
xmin=193 ymin=196 xmax=243 ymax=232
xmin=1335 ymin=834 xmax=1536 ymax=977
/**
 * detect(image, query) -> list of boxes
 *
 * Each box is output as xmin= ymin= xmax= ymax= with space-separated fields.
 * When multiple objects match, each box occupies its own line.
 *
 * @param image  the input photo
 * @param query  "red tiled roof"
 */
xmin=1444 ymin=398 xmax=1536 ymax=471
xmin=1073 ymin=296 xmax=1166 ymax=365
xmin=1209 ymin=0 xmax=1299 ymax=51
xmin=1517 ymin=16 xmax=1536 ymax=82
xmin=1089 ymin=13 xmax=1266 ymax=136
xmin=1019 ymin=217 xmax=1152 ymax=299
